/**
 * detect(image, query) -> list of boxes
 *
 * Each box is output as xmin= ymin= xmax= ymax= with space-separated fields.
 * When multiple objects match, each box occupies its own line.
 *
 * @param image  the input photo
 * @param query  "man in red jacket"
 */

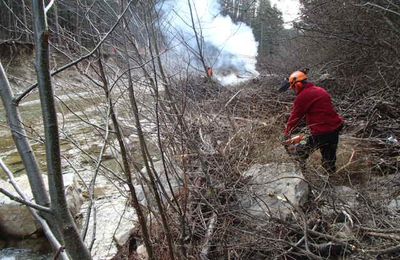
xmin=284 ymin=70 xmax=344 ymax=174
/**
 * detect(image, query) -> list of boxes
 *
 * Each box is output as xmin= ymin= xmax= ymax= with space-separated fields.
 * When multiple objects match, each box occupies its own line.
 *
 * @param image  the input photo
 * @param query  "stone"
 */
xmin=134 ymin=184 xmax=146 ymax=206
xmin=332 ymin=186 xmax=359 ymax=210
xmin=63 ymin=173 xmax=84 ymax=217
xmin=0 ymin=173 xmax=83 ymax=238
xmin=388 ymin=197 xmax=400 ymax=213
xmin=331 ymin=223 xmax=355 ymax=241
xmin=239 ymin=163 xmax=309 ymax=219
xmin=114 ymin=226 xmax=134 ymax=248
xmin=81 ymin=195 xmax=138 ymax=260
xmin=0 ymin=203 xmax=37 ymax=238
xmin=0 ymin=177 xmax=40 ymax=238
xmin=319 ymin=186 xmax=360 ymax=223
xmin=136 ymin=244 xmax=149 ymax=260
xmin=138 ymin=160 xmax=183 ymax=209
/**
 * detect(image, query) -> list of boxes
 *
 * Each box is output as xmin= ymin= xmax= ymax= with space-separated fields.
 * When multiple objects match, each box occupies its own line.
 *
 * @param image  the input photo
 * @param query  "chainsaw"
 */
xmin=283 ymin=134 xmax=307 ymax=156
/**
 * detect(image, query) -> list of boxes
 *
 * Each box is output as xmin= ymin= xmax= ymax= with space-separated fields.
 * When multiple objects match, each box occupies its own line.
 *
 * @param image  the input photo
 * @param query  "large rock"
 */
xmin=239 ymin=163 xmax=309 ymax=219
xmin=319 ymin=186 xmax=360 ymax=224
xmin=331 ymin=186 xmax=359 ymax=210
xmin=138 ymin=160 xmax=183 ymax=209
xmin=80 ymin=195 xmax=138 ymax=260
xmin=0 ymin=173 xmax=83 ymax=238
xmin=136 ymin=244 xmax=149 ymax=260
xmin=63 ymin=173 xmax=84 ymax=217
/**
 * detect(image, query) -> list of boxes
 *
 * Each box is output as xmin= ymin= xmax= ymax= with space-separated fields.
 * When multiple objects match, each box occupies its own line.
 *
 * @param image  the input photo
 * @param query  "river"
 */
xmin=0 ymin=248 xmax=51 ymax=260
xmin=0 ymin=60 xmax=133 ymax=258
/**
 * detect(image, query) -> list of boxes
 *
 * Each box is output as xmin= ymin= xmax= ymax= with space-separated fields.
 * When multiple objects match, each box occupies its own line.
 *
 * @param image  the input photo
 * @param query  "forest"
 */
xmin=0 ymin=0 xmax=399 ymax=259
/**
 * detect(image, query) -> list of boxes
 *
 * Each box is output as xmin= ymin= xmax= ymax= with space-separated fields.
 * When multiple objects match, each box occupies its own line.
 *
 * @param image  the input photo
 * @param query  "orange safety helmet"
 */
xmin=289 ymin=71 xmax=308 ymax=94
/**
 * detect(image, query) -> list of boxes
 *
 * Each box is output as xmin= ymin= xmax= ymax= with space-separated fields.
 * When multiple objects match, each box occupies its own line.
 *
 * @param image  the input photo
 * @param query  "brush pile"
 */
xmin=113 ymin=73 xmax=400 ymax=259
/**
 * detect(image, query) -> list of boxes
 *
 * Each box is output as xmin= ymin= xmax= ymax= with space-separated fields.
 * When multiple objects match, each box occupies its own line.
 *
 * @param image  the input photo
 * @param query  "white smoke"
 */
xmin=159 ymin=0 xmax=259 ymax=85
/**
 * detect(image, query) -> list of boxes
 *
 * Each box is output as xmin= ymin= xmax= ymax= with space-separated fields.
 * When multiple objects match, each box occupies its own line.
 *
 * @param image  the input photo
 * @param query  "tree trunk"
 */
xmin=0 ymin=61 xmax=65 ymax=253
xmin=30 ymin=1 xmax=91 ymax=259
xmin=186 ymin=0 xmax=208 ymax=75
xmin=53 ymin=2 xmax=62 ymax=45
xmin=120 ymin=3 xmax=156 ymax=257
xmin=96 ymin=52 xmax=155 ymax=260
xmin=21 ymin=0 xmax=30 ymax=42
xmin=0 ymin=62 xmax=49 ymax=210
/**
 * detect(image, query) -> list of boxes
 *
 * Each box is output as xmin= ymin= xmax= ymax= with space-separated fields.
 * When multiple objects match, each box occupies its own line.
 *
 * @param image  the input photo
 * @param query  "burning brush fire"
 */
xmin=159 ymin=0 xmax=260 ymax=86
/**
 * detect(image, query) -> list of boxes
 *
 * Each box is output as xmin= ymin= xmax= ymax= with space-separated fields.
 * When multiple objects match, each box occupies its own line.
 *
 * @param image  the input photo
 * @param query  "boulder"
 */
xmin=89 ymin=174 xmax=121 ymax=199
xmin=320 ymin=186 xmax=360 ymax=223
xmin=0 ymin=173 xmax=83 ymax=238
xmin=136 ymin=244 xmax=149 ymax=260
xmin=63 ymin=173 xmax=84 ymax=217
xmin=331 ymin=186 xmax=359 ymax=210
xmin=331 ymin=223 xmax=355 ymax=241
xmin=114 ymin=226 xmax=134 ymax=248
xmin=239 ymin=163 xmax=309 ymax=219
xmin=138 ymin=160 xmax=183 ymax=209
xmin=133 ymin=184 xmax=147 ymax=206
xmin=80 ymin=195 xmax=138 ymax=259
xmin=0 ymin=202 xmax=37 ymax=238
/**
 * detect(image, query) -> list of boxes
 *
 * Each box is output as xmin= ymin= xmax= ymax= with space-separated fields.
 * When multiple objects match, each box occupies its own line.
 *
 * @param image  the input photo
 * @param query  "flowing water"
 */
xmin=0 ymin=55 xmax=159 ymax=258
xmin=0 ymin=248 xmax=51 ymax=260
xmin=0 ymin=62 xmax=121 ymax=257
xmin=0 ymin=90 xmax=106 ymax=178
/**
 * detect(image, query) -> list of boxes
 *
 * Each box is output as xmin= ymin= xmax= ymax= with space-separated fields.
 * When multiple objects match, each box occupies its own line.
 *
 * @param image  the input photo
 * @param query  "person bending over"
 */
xmin=284 ymin=70 xmax=344 ymax=174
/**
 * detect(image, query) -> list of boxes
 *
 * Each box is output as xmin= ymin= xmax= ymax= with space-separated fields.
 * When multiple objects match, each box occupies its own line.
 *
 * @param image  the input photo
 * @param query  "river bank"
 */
xmin=0 ymin=52 xmax=158 ymax=259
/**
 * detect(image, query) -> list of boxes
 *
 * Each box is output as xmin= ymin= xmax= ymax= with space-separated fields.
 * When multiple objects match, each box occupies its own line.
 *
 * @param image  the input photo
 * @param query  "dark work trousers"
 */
xmin=297 ymin=130 xmax=340 ymax=174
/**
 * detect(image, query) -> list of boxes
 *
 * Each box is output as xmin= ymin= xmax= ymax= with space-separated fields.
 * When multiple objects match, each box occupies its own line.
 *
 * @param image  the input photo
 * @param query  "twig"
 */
xmin=364 ymin=232 xmax=400 ymax=241
xmin=210 ymin=90 xmax=243 ymax=124
xmin=81 ymin=102 xmax=111 ymax=241
xmin=0 ymin=187 xmax=52 ymax=213
xmin=356 ymin=226 xmax=400 ymax=234
xmin=45 ymin=0 xmax=55 ymax=13
xmin=285 ymin=221 xmax=320 ymax=254
xmin=53 ymin=246 xmax=65 ymax=260
xmin=282 ymin=194 xmax=311 ymax=253
xmin=200 ymin=212 xmax=218 ymax=260
xmin=361 ymin=2 xmax=400 ymax=17
xmin=365 ymin=244 xmax=400 ymax=255
xmin=336 ymin=149 xmax=355 ymax=173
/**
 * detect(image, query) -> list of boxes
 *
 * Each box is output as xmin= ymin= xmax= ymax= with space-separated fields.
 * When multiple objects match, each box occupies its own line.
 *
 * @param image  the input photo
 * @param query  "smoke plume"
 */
xmin=159 ymin=0 xmax=259 ymax=85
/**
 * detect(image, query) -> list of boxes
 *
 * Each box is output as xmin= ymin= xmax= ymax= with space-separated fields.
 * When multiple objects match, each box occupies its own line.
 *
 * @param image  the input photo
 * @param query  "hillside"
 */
xmin=114 ymin=77 xmax=400 ymax=259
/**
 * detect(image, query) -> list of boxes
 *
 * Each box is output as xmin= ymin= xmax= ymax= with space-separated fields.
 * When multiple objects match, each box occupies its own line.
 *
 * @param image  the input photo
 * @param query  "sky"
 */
xmin=270 ymin=0 xmax=300 ymax=28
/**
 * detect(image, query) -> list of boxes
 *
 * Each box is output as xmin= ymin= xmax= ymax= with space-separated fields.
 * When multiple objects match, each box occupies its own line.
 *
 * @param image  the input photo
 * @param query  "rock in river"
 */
xmin=0 ymin=173 xmax=83 ymax=238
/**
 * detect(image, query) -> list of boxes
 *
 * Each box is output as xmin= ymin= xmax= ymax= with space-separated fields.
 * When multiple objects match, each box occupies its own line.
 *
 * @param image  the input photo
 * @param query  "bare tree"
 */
xmin=31 ymin=0 xmax=91 ymax=258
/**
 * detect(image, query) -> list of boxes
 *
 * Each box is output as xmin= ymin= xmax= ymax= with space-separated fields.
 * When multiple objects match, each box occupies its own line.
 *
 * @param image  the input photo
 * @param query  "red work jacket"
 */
xmin=284 ymin=83 xmax=343 ymax=136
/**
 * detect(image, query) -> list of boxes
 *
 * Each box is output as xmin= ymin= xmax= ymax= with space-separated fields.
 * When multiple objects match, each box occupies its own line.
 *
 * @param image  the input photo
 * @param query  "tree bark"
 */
xmin=121 ymin=4 xmax=156 ymax=258
xmin=0 ymin=62 xmax=49 ymax=211
xmin=53 ymin=2 xmax=62 ymax=45
xmin=31 ymin=1 xmax=91 ymax=259
xmin=21 ymin=0 xmax=30 ymax=42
